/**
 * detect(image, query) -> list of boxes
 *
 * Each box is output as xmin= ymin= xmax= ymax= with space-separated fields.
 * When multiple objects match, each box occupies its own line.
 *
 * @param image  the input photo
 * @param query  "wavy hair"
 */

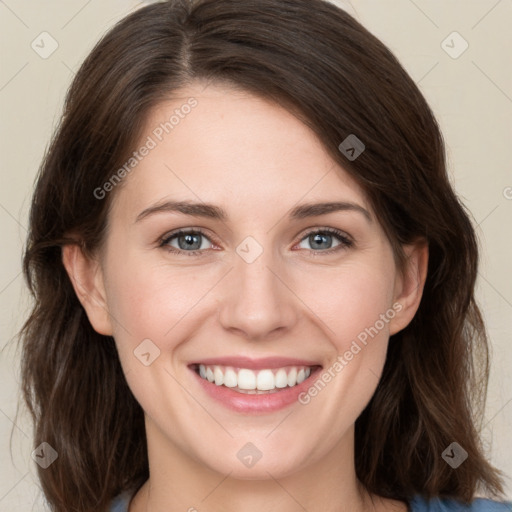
xmin=18 ymin=0 xmax=506 ymax=510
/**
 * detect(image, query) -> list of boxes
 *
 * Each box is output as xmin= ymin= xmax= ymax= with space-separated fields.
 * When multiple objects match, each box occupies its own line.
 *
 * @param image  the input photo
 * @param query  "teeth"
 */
xmin=256 ymin=369 xmax=275 ymax=391
xmin=275 ymin=368 xmax=288 ymax=388
xmin=223 ymin=367 xmax=237 ymax=388
xmin=287 ymin=367 xmax=297 ymax=387
xmin=238 ymin=369 xmax=256 ymax=390
xmin=196 ymin=364 xmax=316 ymax=392
xmin=214 ymin=366 xmax=224 ymax=386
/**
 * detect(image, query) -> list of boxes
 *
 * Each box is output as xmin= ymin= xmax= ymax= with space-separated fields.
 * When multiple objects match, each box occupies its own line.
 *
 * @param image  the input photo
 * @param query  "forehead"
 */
xmin=110 ymin=82 xmax=370 ymax=222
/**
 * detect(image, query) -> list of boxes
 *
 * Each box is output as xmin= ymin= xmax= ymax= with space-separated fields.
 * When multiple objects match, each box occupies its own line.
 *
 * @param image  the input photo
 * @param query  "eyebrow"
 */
xmin=135 ymin=200 xmax=372 ymax=223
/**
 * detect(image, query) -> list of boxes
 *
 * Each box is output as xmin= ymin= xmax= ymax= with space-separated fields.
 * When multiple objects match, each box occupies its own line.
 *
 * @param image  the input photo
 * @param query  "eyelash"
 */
xmin=158 ymin=227 xmax=354 ymax=257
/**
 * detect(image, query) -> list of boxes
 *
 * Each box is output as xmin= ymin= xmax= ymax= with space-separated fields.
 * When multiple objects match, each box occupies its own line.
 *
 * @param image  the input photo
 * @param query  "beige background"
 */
xmin=0 ymin=0 xmax=511 ymax=509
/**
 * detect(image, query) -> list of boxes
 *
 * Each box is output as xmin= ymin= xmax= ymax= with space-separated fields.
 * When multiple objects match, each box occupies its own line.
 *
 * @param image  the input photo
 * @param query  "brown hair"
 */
xmin=18 ymin=0 xmax=507 ymax=510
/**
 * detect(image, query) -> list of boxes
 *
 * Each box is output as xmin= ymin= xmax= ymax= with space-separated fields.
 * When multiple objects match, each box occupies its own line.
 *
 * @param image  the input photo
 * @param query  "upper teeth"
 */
xmin=198 ymin=364 xmax=312 ymax=391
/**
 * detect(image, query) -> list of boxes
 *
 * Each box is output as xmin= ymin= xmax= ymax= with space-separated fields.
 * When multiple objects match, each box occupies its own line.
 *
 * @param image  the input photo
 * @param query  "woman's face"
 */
xmin=77 ymin=82 xmax=423 ymax=479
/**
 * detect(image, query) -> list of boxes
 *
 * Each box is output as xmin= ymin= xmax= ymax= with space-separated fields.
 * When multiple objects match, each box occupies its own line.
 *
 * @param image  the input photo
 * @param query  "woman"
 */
xmin=19 ymin=0 xmax=511 ymax=511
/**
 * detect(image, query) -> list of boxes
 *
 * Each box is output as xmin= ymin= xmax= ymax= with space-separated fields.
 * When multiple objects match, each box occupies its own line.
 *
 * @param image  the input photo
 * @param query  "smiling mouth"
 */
xmin=191 ymin=364 xmax=321 ymax=394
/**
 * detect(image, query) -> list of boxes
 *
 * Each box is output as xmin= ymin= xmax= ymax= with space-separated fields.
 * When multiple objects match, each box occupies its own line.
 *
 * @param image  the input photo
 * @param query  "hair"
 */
xmin=18 ymin=0 xmax=507 ymax=510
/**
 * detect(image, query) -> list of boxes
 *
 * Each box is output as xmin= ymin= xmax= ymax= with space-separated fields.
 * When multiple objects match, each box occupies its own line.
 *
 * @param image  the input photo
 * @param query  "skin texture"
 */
xmin=63 ymin=82 xmax=427 ymax=512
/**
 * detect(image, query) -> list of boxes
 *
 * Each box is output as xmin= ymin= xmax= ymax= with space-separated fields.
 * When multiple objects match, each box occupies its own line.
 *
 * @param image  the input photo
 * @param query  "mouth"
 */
xmin=187 ymin=356 xmax=323 ymax=413
xmin=190 ymin=363 xmax=322 ymax=394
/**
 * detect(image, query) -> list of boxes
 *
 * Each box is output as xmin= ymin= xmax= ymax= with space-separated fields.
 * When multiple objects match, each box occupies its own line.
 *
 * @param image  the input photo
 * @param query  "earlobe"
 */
xmin=389 ymin=240 xmax=429 ymax=336
xmin=61 ymin=243 xmax=113 ymax=336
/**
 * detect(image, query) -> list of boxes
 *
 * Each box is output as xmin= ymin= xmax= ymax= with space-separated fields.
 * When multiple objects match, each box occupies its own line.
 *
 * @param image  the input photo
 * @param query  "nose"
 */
xmin=217 ymin=246 xmax=299 ymax=341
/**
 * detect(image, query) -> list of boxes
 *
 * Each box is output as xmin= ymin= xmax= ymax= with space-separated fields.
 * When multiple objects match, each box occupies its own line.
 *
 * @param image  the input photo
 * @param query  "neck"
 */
xmin=129 ymin=419 xmax=396 ymax=512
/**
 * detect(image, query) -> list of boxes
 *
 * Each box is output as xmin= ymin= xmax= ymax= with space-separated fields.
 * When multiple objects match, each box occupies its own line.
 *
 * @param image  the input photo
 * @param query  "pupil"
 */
xmin=180 ymin=234 xmax=200 ymax=250
xmin=311 ymin=233 xmax=330 ymax=249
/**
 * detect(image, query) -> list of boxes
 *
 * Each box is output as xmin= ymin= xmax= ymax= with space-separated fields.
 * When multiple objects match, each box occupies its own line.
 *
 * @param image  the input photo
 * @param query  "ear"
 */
xmin=389 ymin=240 xmax=429 ymax=336
xmin=61 ymin=243 xmax=113 ymax=336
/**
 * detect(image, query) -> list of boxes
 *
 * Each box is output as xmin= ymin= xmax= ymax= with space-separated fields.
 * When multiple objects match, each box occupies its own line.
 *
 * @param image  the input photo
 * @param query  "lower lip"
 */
xmin=190 ymin=366 xmax=322 ymax=414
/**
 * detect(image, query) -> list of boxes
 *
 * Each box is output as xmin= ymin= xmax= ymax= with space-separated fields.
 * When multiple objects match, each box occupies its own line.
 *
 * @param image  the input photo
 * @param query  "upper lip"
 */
xmin=189 ymin=356 xmax=322 ymax=370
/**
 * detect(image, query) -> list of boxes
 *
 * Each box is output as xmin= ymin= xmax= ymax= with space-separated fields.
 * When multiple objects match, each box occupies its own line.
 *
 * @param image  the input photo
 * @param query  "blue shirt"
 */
xmin=109 ymin=491 xmax=512 ymax=511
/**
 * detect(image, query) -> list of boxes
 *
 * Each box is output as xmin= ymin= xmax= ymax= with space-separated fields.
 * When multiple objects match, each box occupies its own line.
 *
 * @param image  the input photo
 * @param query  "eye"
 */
xmin=295 ymin=228 xmax=353 ymax=254
xmin=160 ymin=229 xmax=214 ymax=256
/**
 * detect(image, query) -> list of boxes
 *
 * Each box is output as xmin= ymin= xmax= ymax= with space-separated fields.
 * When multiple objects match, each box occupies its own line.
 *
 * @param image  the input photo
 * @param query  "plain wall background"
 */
xmin=0 ymin=0 xmax=511 ymax=509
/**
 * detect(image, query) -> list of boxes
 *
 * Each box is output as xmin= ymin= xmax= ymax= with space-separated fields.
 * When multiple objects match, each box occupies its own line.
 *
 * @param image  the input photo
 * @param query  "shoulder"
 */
xmin=107 ymin=492 xmax=512 ymax=512
xmin=409 ymin=495 xmax=512 ymax=512
xmin=108 ymin=489 xmax=134 ymax=512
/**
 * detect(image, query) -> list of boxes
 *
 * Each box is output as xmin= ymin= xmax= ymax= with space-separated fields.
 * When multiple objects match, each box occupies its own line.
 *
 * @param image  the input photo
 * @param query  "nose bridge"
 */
xmin=217 ymin=235 xmax=298 ymax=339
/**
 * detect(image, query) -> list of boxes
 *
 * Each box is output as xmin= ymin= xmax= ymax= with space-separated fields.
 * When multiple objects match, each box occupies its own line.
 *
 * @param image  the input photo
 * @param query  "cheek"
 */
xmin=293 ymin=265 xmax=397 ymax=439
xmin=296 ymin=255 xmax=397 ymax=408
xmin=102 ymin=257 xmax=214 ymax=420
xmin=301 ymin=260 xmax=396 ymax=348
xmin=103 ymin=252 xmax=220 ymax=351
